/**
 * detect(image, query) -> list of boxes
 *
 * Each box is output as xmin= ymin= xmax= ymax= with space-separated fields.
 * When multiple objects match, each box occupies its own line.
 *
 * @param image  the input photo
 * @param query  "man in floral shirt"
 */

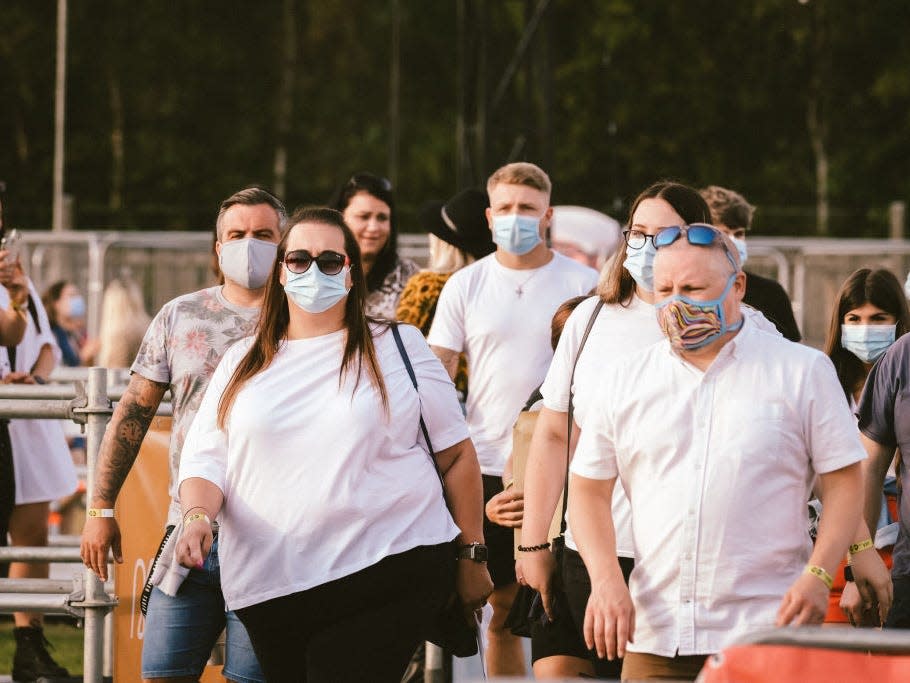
xmin=80 ymin=186 xmax=285 ymax=683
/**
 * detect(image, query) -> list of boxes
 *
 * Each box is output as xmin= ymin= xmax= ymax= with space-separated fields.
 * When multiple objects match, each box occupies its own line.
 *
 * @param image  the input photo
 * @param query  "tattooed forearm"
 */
xmin=92 ymin=375 xmax=168 ymax=505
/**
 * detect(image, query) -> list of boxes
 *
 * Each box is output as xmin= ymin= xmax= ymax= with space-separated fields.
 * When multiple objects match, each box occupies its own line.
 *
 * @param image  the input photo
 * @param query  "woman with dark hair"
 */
xmin=174 ymin=207 xmax=492 ymax=681
xmin=518 ymin=181 xmax=778 ymax=678
xmin=822 ymin=267 xmax=909 ymax=626
xmin=42 ymin=280 xmax=95 ymax=366
xmin=330 ymin=172 xmax=419 ymax=319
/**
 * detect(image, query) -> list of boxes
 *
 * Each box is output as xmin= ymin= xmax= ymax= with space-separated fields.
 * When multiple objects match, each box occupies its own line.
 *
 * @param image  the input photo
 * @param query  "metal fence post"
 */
xmin=83 ymin=367 xmax=112 ymax=683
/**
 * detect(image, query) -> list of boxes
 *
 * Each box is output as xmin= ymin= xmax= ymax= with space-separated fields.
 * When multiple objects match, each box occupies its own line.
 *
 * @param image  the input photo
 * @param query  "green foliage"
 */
xmin=0 ymin=0 xmax=907 ymax=236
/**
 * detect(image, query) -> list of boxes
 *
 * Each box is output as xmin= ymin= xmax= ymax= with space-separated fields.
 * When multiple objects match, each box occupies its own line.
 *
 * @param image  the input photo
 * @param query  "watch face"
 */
xmin=473 ymin=544 xmax=489 ymax=562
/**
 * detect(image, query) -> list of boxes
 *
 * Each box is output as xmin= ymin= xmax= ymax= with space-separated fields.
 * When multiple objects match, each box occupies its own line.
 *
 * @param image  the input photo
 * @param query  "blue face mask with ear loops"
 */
xmin=623 ymin=241 xmax=658 ymax=292
xmin=841 ymin=324 xmax=896 ymax=363
xmin=284 ymin=265 xmax=350 ymax=313
xmin=492 ymin=215 xmax=542 ymax=255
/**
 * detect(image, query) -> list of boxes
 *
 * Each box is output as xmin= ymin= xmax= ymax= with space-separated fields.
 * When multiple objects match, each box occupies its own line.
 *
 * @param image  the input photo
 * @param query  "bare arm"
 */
xmin=860 ymin=433 xmax=894 ymax=537
xmin=0 ymin=256 xmax=28 ymax=346
xmin=80 ymin=373 xmax=167 ymax=580
xmin=175 ymin=477 xmax=225 ymax=569
xmin=430 ymin=345 xmax=460 ymax=381
xmin=433 ymin=437 xmax=495 ymax=616
xmin=29 ymin=343 xmax=56 ymax=382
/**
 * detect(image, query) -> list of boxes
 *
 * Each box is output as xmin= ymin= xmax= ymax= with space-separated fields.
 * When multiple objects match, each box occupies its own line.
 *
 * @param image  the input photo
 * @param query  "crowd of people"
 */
xmin=0 ymin=163 xmax=907 ymax=682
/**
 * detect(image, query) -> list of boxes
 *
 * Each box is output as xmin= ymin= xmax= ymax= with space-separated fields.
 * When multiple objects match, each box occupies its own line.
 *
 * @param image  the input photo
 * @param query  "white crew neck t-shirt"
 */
xmin=179 ymin=324 xmax=466 ymax=611
xmin=428 ymin=252 xmax=598 ymax=476
xmin=540 ymin=293 xmax=659 ymax=557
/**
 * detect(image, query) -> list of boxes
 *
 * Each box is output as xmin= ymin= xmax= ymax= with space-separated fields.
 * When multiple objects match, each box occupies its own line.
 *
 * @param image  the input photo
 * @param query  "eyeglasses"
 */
xmin=653 ymin=224 xmax=738 ymax=268
xmin=284 ymin=249 xmax=350 ymax=276
xmin=622 ymin=229 xmax=657 ymax=250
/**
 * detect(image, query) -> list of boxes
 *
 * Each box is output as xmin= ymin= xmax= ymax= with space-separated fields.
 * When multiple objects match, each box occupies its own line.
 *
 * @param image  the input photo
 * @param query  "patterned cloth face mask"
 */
xmin=656 ymin=272 xmax=743 ymax=350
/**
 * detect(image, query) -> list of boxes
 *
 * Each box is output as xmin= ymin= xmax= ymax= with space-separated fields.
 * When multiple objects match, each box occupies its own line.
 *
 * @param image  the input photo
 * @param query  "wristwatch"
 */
xmin=457 ymin=542 xmax=488 ymax=563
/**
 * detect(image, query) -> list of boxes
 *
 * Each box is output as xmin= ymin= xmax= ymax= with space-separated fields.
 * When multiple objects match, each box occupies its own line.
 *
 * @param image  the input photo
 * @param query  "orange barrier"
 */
xmin=113 ymin=416 xmax=225 ymax=682
xmin=698 ymin=644 xmax=910 ymax=681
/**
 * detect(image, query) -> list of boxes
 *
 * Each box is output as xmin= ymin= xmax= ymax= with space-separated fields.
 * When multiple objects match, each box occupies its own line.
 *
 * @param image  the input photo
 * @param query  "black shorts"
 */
xmin=482 ymin=474 xmax=517 ymax=588
xmin=529 ymin=583 xmax=589 ymax=663
xmin=886 ymin=576 xmax=910 ymax=628
xmin=562 ymin=546 xmax=635 ymax=678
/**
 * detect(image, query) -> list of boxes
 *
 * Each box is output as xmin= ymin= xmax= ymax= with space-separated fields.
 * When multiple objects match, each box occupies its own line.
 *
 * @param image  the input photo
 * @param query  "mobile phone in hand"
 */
xmin=0 ymin=229 xmax=21 ymax=264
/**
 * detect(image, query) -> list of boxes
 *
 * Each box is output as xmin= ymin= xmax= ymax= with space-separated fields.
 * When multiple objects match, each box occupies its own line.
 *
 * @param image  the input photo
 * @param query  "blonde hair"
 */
xmin=486 ymin=162 xmax=552 ymax=198
xmin=97 ymin=278 xmax=152 ymax=368
xmin=428 ymin=234 xmax=474 ymax=274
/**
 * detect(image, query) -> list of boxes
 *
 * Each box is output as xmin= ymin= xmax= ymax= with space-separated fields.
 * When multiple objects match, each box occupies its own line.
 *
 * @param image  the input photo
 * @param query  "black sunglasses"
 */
xmin=284 ymin=249 xmax=350 ymax=276
xmin=347 ymin=172 xmax=393 ymax=193
xmin=653 ymin=224 xmax=738 ymax=268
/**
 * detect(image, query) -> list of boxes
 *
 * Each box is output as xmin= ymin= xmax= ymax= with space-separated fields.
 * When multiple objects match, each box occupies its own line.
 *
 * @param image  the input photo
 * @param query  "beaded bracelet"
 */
xmin=517 ymin=542 xmax=551 ymax=553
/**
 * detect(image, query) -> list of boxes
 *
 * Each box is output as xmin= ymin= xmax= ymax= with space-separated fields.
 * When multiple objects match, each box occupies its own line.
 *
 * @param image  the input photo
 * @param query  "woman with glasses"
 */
xmin=822 ymin=268 xmax=910 ymax=626
xmin=518 ymin=182 xmax=777 ymax=678
xmin=329 ymin=172 xmax=419 ymax=319
xmin=174 ymin=207 xmax=492 ymax=682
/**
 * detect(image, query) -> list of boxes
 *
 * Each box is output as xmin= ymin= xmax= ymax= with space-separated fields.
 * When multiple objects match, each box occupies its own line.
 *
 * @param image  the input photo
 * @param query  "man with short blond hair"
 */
xmin=430 ymin=162 xmax=597 ymax=675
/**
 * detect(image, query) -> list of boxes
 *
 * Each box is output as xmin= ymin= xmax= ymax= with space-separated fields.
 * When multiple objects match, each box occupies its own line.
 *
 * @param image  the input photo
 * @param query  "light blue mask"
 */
xmin=731 ymin=237 xmax=748 ymax=266
xmin=623 ymin=241 xmax=657 ymax=292
xmin=67 ymin=295 xmax=86 ymax=319
xmin=284 ymin=264 xmax=350 ymax=313
xmin=841 ymin=324 xmax=896 ymax=364
xmin=492 ymin=214 xmax=542 ymax=255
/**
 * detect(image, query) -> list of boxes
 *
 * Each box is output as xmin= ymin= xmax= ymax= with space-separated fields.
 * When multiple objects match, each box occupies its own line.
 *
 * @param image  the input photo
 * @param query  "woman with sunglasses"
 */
xmin=822 ymin=268 xmax=910 ymax=626
xmin=330 ymin=171 xmax=419 ymax=319
xmin=519 ymin=182 xmax=778 ymax=678
xmin=174 ymin=207 xmax=493 ymax=682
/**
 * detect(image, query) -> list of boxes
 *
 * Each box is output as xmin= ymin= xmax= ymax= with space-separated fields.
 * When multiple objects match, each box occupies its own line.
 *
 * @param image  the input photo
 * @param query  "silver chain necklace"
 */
xmin=513 ymin=268 xmax=542 ymax=297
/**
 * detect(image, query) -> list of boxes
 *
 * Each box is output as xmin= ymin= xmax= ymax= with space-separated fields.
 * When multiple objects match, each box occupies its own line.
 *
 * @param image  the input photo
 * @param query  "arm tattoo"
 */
xmin=92 ymin=376 xmax=168 ymax=504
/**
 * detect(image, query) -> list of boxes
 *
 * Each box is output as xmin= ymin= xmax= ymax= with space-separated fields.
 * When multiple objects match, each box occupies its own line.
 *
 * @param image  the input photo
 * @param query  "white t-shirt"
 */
xmin=179 ymin=323 xmax=466 ymax=611
xmin=0 ymin=281 xmax=77 ymax=504
xmin=540 ymin=294 xmax=659 ymax=557
xmin=570 ymin=318 xmax=865 ymax=656
xmin=428 ymin=252 xmax=598 ymax=475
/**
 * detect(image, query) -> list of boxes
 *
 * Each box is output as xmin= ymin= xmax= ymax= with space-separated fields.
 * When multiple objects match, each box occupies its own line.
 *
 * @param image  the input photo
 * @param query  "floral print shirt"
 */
xmin=365 ymin=257 xmax=419 ymax=320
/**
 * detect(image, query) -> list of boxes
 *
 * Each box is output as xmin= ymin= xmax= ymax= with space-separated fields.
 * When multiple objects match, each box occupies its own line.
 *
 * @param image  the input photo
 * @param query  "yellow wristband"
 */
xmin=184 ymin=512 xmax=211 ymax=527
xmin=10 ymin=300 xmax=27 ymax=317
xmin=848 ymin=539 xmax=874 ymax=555
xmin=804 ymin=564 xmax=833 ymax=590
xmin=87 ymin=508 xmax=114 ymax=518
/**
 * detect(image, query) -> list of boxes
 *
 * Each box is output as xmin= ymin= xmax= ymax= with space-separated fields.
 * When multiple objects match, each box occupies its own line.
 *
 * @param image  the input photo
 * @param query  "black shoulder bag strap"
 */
xmin=560 ymin=298 xmax=605 ymax=535
xmin=390 ymin=323 xmax=445 ymax=494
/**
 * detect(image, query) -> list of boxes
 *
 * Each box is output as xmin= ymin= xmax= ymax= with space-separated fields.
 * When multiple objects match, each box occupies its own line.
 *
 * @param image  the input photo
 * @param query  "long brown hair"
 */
xmin=824 ymin=268 xmax=910 ymax=401
xmin=216 ymin=207 xmax=389 ymax=428
xmin=597 ymin=181 xmax=711 ymax=306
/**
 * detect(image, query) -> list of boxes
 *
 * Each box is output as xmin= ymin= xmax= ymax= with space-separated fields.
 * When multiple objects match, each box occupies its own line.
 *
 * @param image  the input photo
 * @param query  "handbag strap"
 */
xmin=390 ymin=323 xmax=445 ymax=492
xmin=561 ymin=298 xmax=605 ymax=534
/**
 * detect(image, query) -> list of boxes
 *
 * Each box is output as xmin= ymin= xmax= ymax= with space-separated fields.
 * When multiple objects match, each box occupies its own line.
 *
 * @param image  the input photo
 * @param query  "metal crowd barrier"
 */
xmin=735 ymin=625 xmax=910 ymax=654
xmin=0 ymin=369 xmax=133 ymax=682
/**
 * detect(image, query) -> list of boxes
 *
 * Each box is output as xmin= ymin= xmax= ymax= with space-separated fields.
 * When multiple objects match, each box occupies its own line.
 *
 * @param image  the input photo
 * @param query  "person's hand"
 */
xmin=1 ymin=372 xmax=33 ymax=384
xmin=176 ymin=517 xmax=214 ymax=570
xmin=519 ymin=549 xmax=558 ymax=620
xmin=851 ymin=548 xmax=893 ymax=626
xmin=456 ymin=559 xmax=494 ymax=624
xmin=80 ymin=516 xmax=122 ymax=582
xmin=776 ymin=572 xmax=829 ymax=626
xmin=0 ymin=254 xmax=27 ymax=301
xmin=484 ymin=488 xmax=523 ymax=528
xmin=840 ymin=581 xmax=872 ymax=627
xmin=584 ymin=573 xmax=635 ymax=660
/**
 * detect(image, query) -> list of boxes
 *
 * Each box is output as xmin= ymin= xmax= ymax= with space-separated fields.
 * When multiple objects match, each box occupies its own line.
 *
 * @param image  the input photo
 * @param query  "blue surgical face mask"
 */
xmin=492 ymin=214 xmax=542 ymax=255
xmin=731 ymin=237 xmax=748 ymax=266
xmin=623 ymin=241 xmax=657 ymax=292
xmin=284 ymin=264 xmax=351 ymax=313
xmin=67 ymin=295 xmax=86 ymax=319
xmin=656 ymin=272 xmax=743 ymax=351
xmin=841 ymin=324 xmax=896 ymax=364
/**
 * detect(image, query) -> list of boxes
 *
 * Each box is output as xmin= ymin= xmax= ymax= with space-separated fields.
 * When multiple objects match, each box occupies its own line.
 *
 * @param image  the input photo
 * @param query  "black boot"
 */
xmin=11 ymin=626 xmax=70 ymax=682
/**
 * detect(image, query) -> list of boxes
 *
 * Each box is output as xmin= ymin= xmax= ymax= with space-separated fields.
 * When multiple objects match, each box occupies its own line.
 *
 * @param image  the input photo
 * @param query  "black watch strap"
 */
xmin=457 ymin=542 xmax=488 ymax=563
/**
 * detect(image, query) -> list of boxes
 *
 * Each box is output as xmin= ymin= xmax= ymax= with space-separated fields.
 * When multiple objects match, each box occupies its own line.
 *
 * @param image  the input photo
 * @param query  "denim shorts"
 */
xmin=141 ymin=536 xmax=264 ymax=682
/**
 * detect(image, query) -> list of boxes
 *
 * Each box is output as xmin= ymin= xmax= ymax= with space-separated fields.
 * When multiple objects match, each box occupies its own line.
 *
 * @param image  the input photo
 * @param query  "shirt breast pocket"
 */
xmin=726 ymin=400 xmax=786 ymax=465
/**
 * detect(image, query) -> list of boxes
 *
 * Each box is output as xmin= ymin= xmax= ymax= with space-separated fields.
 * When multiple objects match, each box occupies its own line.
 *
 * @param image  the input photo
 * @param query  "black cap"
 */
xmin=418 ymin=188 xmax=495 ymax=260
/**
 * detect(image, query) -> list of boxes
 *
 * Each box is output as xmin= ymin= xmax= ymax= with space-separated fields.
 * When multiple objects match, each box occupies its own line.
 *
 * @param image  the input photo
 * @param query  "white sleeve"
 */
xmin=426 ymin=273 xmax=465 ymax=353
xmin=401 ymin=325 xmax=470 ymax=452
xmin=803 ymin=353 xmax=867 ymax=474
xmin=569 ymin=379 xmax=619 ymax=480
xmin=540 ymin=297 xmax=595 ymax=413
xmin=177 ymin=342 xmax=248 ymax=493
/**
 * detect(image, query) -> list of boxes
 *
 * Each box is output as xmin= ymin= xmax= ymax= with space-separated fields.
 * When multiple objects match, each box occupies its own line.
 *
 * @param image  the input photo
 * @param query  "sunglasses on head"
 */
xmin=347 ymin=172 xmax=393 ymax=193
xmin=654 ymin=224 xmax=738 ymax=268
xmin=284 ymin=249 xmax=349 ymax=276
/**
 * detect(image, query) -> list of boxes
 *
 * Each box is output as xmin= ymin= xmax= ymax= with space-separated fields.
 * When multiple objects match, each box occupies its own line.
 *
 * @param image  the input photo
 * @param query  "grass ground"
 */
xmin=0 ymin=617 xmax=83 ymax=676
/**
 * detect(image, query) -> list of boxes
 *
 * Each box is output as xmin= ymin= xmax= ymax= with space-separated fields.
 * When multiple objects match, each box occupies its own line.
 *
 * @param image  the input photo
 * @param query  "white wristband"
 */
xmin=87 ymin=508 xmax=115 ymax=518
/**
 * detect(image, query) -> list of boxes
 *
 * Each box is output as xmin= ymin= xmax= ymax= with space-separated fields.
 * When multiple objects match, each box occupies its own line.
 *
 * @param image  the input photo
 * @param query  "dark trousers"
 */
xmin=235 ymin=543 xmax=452 ymax=683
xmin=886 ymin=576 xmax=910 ymax=628
xmin=562 ymin=546 xmax=635 ymax=679
xmin=0 ymin=420 xmax=14 ymax=579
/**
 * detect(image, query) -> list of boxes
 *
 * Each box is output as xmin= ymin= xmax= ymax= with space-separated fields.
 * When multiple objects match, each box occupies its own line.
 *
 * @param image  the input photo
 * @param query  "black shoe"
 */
xmin=11 ymin=626 xmax=70 ymax=682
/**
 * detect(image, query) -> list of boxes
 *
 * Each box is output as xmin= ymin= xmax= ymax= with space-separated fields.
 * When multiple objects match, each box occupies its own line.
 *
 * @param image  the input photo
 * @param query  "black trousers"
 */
xmin=235 ymin=543 xmax=453 ymax=683
xmin=562 ymin=546 xmax=635 ymax=679
xmin=0 ymin=419 xmax=14 ymax=579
